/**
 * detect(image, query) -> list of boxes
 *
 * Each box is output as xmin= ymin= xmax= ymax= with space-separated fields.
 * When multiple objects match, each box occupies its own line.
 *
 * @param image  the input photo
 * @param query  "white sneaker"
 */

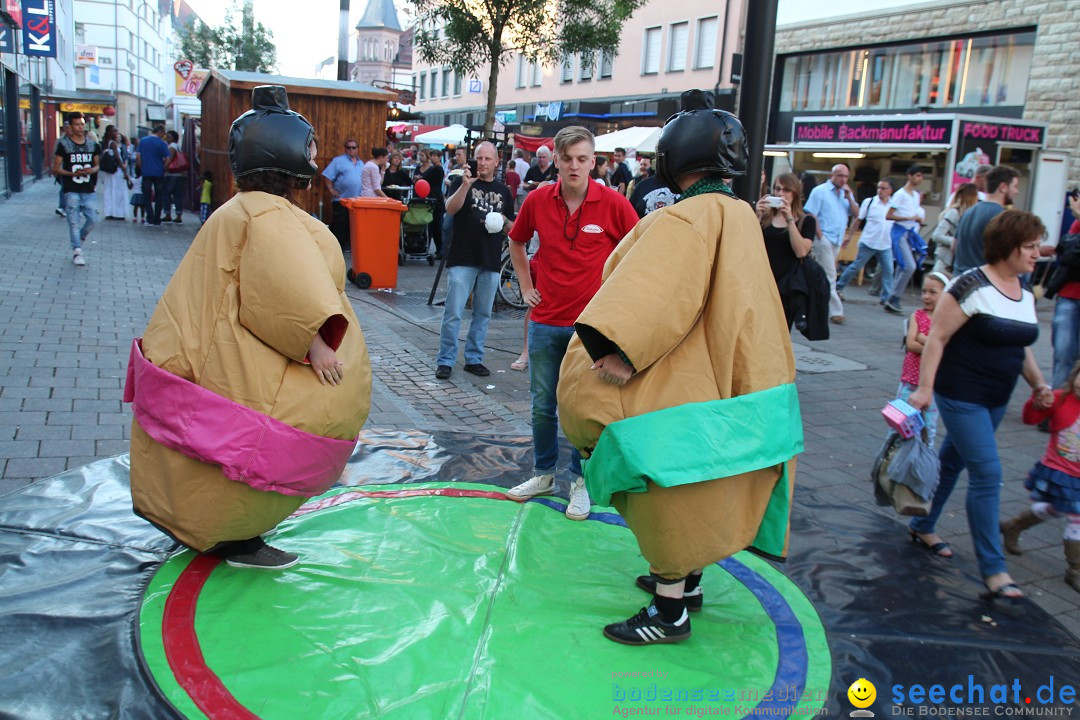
xmin=505 ymin=473 xmax=554 ymax=501
xmin=565 ymin=477 xmax=591 ymax=521
xmin=72 ymin=249 xmax=86 ymax=266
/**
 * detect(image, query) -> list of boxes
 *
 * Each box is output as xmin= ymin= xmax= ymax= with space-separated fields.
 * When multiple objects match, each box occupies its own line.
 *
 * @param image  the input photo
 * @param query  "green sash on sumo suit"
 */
xmin=582 ymin=383 xmax=804 ymax=559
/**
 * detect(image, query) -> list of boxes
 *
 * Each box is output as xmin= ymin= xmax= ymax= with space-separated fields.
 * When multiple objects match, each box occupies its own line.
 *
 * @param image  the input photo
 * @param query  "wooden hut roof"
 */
xmin=199 ymin=69 xmax=395 ymax=103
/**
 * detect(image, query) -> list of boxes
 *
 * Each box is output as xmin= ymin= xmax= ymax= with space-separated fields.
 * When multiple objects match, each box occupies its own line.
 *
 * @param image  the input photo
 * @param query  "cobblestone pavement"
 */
xmin=1 ymin=179 xmax=1077 ymax=634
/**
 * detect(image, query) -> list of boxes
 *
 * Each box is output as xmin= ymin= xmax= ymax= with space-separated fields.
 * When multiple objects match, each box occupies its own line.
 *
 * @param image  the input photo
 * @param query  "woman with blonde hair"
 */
xmin=931 ymin=182 xmax=979 ymax=273
xmin=757 ymin=172 xmax=816 ymax=327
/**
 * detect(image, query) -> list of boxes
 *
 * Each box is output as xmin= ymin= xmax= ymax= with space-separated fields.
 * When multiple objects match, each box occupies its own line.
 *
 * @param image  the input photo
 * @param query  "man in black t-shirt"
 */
xmin=522 ymin=145 xmax=556 ymax=192
xmin=435 ymin=141 xmax=516 ymax=380
xmin=52 ymin=112 xmax=100 ymax=266
xmin=628 ymin=173 xmax=678 ymax=219
xmin=611 ymin=147 xmax=633 ymax=195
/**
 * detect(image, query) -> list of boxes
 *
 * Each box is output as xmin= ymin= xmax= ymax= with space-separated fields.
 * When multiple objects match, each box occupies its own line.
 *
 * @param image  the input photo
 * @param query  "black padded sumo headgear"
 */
xmin=655 ymin=89 xmax=749 ymax=194
xmin=229 ymin=85 xmax=317 ymax=183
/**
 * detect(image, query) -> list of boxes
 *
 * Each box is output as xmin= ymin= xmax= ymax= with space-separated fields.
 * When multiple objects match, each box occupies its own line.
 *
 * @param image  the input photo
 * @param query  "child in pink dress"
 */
xmin=895 ymin=271 xmax=949 ymax=443
xmin=1001 ymin=359 xmax=1080 ymax=593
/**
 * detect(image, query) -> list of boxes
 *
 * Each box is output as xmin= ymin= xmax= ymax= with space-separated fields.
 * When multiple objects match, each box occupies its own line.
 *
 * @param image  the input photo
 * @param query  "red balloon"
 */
xmin=414 ymin=179 xmax=430 ymax=198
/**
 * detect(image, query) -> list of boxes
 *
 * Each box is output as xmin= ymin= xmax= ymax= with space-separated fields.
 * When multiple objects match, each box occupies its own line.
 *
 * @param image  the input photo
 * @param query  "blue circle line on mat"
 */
xmin=531 ymin=496 xmax=810 ymax=718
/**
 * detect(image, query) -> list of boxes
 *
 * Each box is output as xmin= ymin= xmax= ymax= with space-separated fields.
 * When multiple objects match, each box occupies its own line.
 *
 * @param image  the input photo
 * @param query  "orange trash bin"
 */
xmin=340 ymin=197 xmax=407 ymax=289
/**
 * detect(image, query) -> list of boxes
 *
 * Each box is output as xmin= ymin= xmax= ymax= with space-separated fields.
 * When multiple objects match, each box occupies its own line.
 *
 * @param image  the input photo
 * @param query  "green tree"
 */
xmin=409 ymin=0 xmax=648 ymax=135
xmin=177 ymin=3 xmax=277 ymax=73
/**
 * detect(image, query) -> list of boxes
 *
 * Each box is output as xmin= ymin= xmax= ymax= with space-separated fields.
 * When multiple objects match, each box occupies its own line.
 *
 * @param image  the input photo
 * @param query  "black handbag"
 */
xmin=1043 ymin=234 xmax=1080 ymax=300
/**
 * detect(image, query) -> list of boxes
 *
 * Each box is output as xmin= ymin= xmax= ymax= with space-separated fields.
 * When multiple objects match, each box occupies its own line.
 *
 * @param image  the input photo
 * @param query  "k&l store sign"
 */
xmin=21 ymin=0 xmax=56 ymax=57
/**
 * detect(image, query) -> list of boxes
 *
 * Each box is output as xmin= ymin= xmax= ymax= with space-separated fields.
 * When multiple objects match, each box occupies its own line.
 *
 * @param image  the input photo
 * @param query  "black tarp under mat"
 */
xmin=1 ymin=429 xmax=1078 ymax=719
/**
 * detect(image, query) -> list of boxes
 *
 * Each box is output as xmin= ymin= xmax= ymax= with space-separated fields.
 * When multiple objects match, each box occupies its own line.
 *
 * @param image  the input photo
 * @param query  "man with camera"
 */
xmin=434 ymin=142 xmax=515 ymax=381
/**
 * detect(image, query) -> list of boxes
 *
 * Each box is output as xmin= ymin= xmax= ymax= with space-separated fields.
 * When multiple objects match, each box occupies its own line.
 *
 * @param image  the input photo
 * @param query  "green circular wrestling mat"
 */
xmin=138 ymin=483 xmax=831 ymax=719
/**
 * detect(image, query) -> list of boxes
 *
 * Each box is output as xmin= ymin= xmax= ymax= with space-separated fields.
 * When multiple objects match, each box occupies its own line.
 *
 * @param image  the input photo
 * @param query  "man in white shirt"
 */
xmin=836 ymin=179 xmax=896 ymax=307
xmin=884 ymin=165 xmax=927 ymax=313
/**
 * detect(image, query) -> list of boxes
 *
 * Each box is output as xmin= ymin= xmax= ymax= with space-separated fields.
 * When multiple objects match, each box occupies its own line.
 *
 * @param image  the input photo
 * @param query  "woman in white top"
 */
xmin=930 ymin=183 xmax=979 ymax=273
xmin=101 ymin=125 xmax=133 ymax=220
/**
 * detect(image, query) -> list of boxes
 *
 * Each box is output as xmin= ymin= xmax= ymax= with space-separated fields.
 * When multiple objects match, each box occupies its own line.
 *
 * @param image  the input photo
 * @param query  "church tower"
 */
xmin=351 ymin=0 xmax=403 ymax=86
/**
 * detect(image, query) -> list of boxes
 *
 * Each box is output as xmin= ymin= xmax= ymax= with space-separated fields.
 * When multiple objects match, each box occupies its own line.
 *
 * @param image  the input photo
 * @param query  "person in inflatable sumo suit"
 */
xmin=558 ymin=90 xmax=803 ymax=645
xmin=125 ymin=85 xmax=371 ymax=570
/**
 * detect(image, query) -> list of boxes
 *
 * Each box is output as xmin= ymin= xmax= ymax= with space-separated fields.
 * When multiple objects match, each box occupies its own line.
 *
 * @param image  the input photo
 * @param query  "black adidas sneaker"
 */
xmin=635 ymin=575 xmax=704 ymax=612
xmin=603 ymin=604 xmax=691 ymax=646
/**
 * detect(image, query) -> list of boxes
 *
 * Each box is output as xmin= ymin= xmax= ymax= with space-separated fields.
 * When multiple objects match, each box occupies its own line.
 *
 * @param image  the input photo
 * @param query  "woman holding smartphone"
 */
xmin=757 ymin=172 xmax=816 ymax=328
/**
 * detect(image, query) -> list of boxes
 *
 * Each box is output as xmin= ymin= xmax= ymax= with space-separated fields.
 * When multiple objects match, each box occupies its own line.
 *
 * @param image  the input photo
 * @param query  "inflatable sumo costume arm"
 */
xmin=237 ymin=214 xmax=349 ymax=363
xmin=574 ymin=211 xmax=712 ymax=374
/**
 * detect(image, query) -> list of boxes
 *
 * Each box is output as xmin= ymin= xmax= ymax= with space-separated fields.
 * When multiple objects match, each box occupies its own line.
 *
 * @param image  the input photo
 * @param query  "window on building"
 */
xmin=642 ymin=26 xmax=661 ymax=74
xmin=442 ymin=67 xmax=450 ymax=97
xmin=561 ymin=55 xmax=574 ymax=83
xmin=531 ymin=61 xmax=543 ymax=87
xmin=695 ymin=16 xmax=718 ymax=69
xmin=579 ymin=52 xmax=594 ymax=81
xmin=600 ymin=51 xmax=614 ymax=79
xmin=430 ymin=69 xmax=438 ymax=98
xmin=668 ymin=22 xmax=688 ymax=72
xmin=453 ymin=72 xmax=463 ymax=96
xmin=516 ymin=55 xmax=527 ymax=88
xmin=419 ymin=72 xmax=425 ymax=100
xmin=777 ymin=30 xmax=1035 ymax=113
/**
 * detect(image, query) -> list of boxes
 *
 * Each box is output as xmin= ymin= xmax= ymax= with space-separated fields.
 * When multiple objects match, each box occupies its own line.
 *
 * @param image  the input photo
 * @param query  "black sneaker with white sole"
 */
xmin=635 ymin=575 xmax=703 ymax=612
xmin=603 ymin=604 xmax=691 ymax=646
xmin=218 ymin=537 xmax=299 ymax=570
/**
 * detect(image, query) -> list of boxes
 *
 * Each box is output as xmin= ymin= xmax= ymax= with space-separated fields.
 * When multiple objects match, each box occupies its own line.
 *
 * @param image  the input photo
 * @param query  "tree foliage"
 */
xmin=177 ymin=3 xmax=277 ymax=73
xmin=409 ymin=0 xmax=647 ymax=134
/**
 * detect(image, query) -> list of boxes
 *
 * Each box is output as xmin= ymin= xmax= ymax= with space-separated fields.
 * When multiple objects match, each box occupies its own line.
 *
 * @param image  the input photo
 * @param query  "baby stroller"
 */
xmin=400 ymin=194 xmax=436 ymax=266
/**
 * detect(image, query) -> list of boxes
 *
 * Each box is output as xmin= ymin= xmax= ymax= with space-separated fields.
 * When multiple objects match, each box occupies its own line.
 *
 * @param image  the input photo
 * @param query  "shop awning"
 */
xmin=765 ymin=143 xmax=952 ymax=154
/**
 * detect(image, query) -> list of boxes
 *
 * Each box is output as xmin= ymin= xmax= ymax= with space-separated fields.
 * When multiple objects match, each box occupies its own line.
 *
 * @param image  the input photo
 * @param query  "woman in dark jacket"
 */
xmin=757 ymin=172 xmax=817 ymax=328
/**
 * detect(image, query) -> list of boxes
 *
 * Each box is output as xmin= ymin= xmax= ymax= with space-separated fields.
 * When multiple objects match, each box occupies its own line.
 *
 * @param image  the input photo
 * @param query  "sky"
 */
xmin=183 ymin=0 xmax=930 ymax=80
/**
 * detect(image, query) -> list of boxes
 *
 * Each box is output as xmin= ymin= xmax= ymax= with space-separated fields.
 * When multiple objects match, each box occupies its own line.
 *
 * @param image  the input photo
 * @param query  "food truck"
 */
xmin=766 ymin=113 xmax=1070 ymax=244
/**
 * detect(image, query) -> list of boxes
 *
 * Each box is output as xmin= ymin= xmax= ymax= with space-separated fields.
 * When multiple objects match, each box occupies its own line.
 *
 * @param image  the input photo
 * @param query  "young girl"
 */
xmin=130 ymin=184 xmax=145 ymax=224
xmin=896 ymin=271 xmax=949 ymax=444
xmin=199 ymin=171 xmax=213 ymax=224
xmin=1000 ymin=359 xmax=1080 ymax=593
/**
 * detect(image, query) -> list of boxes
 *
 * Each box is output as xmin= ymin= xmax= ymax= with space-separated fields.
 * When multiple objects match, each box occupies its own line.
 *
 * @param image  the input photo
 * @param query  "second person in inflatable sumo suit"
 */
xmin=558 ymin=91 xmax=803 ymax=645
xmin=125 ymin=85 xmax=371 ymax=570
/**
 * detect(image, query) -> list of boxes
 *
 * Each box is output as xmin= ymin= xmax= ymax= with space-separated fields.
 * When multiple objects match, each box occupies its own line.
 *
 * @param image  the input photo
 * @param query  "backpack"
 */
xmin=100 ymin=149 xmax=118 ymax=174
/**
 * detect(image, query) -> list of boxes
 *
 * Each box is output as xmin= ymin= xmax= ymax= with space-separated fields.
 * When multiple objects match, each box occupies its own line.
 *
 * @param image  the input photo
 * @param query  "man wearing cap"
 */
xmin=322 ymin=137 xmax=364 ymax=250
xmin=558 ymin=91 xmax=802 ymax=646
xmin=127 ymin=86 xmax=371 ymax=570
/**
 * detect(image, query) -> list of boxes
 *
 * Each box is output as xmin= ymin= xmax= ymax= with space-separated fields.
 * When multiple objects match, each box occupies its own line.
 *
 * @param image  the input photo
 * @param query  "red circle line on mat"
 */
xmin=162 ymin=552 xmax=260 ymax=720
xmin=160 ymin=488 xmax=510 ymax=719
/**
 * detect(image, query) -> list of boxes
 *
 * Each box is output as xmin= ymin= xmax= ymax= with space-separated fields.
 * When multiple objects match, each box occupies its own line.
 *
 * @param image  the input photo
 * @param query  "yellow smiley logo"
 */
xmin=848 ymin=678 xmax=876 ymax=708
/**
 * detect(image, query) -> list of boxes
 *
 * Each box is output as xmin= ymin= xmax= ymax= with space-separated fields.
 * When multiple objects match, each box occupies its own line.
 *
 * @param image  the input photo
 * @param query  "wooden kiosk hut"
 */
xmin=197 ymin=70 xmax=396 ymax=221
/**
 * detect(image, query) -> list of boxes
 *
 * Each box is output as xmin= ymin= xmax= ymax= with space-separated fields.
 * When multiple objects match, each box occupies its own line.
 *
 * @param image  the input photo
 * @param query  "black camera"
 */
xmin=467 ymin=159 xmax=478 ymax=177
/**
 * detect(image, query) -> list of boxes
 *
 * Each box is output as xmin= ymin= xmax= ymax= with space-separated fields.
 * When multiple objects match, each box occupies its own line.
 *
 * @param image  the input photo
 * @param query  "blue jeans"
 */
xmin=889 ymin=225 xmax=923 ymax=306
xmin=142 ymin=175 xmax=165 ymax=225
xmin=164 ymin=175 xmax=185 ymax=218
xmin=528 ymin=321 xmax=582 ymax=476
xmin=63 ymin=192 xmax=96 ymax=250
xmin=910 ymin=394 xmax=1008 ymax=578
xmin=836 ymin=243 xmax=893 ymax=302
xmin=1052 ymin=297 xmax=1080 ymax=388
xmin=437 ymin=265 xmax=500 ymax=367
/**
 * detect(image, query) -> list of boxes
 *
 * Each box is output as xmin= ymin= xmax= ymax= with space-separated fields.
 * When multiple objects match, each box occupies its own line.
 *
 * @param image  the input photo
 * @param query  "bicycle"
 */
xmin=497 ymin=245 xmax=528 ymax=310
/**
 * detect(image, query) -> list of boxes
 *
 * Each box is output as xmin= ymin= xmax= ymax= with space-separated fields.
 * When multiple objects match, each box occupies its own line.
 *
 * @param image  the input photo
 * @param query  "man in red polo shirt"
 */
xmin=504 ymin=126 xmax=639 ymax=520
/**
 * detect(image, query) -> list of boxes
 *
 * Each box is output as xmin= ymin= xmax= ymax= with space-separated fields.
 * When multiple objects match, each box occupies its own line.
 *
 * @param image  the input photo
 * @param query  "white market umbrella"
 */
xmin=593 ymin=126 xmax=662 ymax=154
xmin=413 ymin=124 xmax=468 ymax=147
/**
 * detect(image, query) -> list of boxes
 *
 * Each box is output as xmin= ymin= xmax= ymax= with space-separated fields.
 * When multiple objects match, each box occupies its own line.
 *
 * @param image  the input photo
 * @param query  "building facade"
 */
xmin=410 ymin=0 xmax=746 ymax=136
xmin=2 ymin=0 xmax=80 ymax=197
xmin=72 ymin=0 xmax=171 ymax=138
xmin=772 ymin=0 xmax=1079 ymax=190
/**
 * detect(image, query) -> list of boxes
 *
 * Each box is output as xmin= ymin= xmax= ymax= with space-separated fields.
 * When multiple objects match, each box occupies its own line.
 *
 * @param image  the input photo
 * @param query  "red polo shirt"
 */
xmin=509 ymin=178 xmax=639 ymax=326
